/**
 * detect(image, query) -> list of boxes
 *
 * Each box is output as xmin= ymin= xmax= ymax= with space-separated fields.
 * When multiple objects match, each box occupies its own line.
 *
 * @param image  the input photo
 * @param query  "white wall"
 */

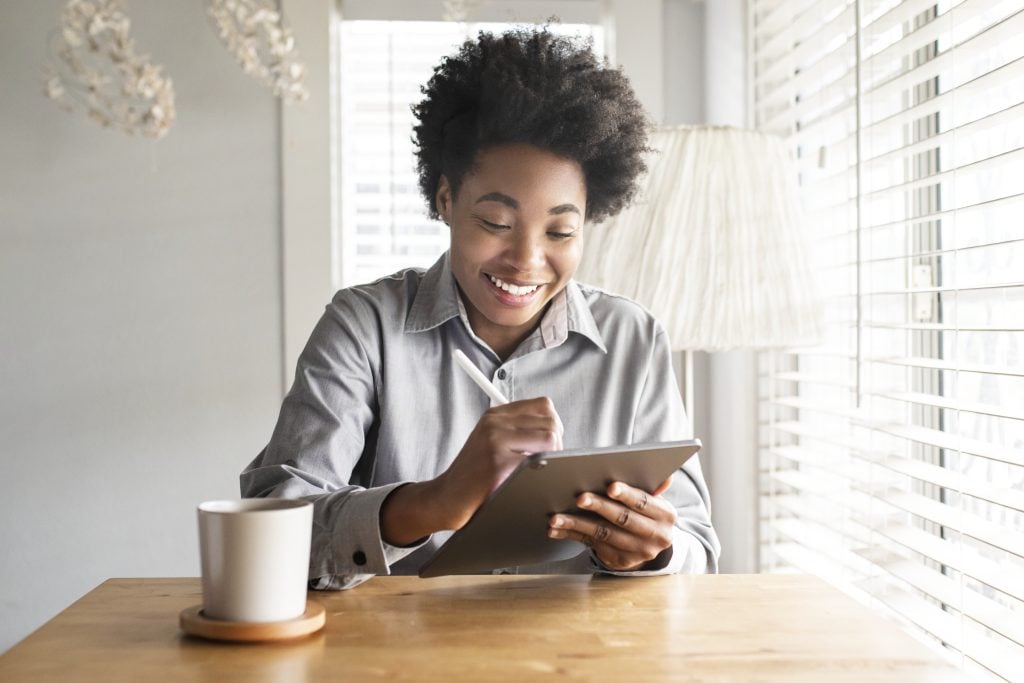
xmin=704 ymin=0 xmax=747 ymax=127
xmin=702 ymin=0 xmax=759 ymax=574
xmin=663 ymin=0 xmax=705 ymax=125
xmin=0 ymin=1 xmax=284 ymax=652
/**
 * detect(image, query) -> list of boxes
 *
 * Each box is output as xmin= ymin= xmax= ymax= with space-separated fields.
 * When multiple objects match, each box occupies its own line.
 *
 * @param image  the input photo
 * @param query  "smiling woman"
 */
xmin=241 ymin=28 xmax=720 ymax=587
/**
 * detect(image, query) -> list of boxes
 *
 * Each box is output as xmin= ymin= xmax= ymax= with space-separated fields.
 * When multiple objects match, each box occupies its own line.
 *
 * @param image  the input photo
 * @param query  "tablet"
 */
xmin=418 ymin=439 xmax=701 ymax=578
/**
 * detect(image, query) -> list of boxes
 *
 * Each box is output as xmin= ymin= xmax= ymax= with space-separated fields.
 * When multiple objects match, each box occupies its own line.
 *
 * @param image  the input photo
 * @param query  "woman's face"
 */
xmin=437 ymin=143 xmax=587 ymax=357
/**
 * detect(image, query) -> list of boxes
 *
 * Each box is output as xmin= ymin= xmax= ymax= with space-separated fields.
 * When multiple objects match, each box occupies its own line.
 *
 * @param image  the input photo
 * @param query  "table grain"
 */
xmin=0 ymin=574 xmax=968 ymax=681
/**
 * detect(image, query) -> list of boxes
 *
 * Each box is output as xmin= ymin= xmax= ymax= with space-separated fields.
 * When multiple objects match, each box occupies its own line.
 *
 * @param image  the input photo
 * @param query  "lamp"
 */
xmin=577 ymin=125 xmax=823 ymax=421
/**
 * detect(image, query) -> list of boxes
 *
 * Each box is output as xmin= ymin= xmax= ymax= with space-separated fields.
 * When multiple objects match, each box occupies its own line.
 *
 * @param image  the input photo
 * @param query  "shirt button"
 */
xmin=353 ymin=550 xmax=367 ymax=566
xmin=497 ymin=369 xmax=507 ymax=380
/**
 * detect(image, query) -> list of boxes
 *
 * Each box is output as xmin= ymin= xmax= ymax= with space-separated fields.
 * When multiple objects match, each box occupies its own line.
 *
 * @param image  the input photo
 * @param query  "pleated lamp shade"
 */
xmin=578 ymin=125 xmax=823 ymax=352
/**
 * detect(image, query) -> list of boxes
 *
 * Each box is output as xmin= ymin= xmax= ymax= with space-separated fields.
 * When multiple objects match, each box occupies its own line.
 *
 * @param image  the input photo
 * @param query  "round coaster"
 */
xmin=179 ymin=601 xmax=325 ymax=642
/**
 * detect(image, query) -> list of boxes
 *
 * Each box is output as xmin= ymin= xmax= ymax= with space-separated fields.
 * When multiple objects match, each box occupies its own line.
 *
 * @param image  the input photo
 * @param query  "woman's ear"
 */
xmin=436 ymin=175 xmax=452 ymax=225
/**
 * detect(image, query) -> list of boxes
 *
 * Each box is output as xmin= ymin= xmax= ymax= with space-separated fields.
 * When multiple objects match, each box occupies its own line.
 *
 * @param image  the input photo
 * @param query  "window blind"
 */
xmin=753 ymin=0 xmax=1024 ymax=680
xmin=337 ymin=20 xmax=603 ymax=288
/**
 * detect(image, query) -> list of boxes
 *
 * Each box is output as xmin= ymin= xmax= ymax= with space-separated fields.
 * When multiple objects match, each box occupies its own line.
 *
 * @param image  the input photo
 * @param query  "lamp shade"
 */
xmin=578 ymin=125 xmax=823 ymax=352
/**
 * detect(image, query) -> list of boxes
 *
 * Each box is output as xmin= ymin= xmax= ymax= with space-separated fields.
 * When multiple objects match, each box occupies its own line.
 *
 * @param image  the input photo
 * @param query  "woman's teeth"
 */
xmin=488 ymin=274 xmax=539 ymax=296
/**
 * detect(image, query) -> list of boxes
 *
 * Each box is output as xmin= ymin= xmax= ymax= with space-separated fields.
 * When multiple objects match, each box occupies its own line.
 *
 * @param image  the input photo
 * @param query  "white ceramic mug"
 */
xmin=197 ymin=498 xmax=313 ymax=623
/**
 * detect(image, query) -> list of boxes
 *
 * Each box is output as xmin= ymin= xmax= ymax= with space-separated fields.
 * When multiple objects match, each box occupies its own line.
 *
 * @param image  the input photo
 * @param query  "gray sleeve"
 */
xmin=596 ymin=325 xmax=721 ymax=576
xmin=240 ymin=292 xmax=429 ymax=589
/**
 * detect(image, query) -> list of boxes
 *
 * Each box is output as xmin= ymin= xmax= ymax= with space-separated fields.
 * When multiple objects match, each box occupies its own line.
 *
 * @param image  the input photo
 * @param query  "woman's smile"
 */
xmin=482 ymin=272 xmax=545 ymax=307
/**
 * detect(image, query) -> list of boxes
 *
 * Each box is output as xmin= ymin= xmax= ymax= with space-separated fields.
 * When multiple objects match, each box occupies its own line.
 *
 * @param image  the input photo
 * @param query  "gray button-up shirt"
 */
xmin=241 ymin=252 xmax=720 ymax=588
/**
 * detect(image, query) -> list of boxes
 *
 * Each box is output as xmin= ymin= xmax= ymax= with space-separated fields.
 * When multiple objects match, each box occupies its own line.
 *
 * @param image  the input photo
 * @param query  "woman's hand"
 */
xmin=547 ymin=476 xmax=677 ymax=571
xmin=436 ymin=396 xmax=564 ymax=530
xmin=381 ymin=396 xmax=563 ymax=546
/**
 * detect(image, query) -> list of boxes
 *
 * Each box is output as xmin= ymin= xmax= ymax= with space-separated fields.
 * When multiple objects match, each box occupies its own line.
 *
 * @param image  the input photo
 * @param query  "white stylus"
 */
xmin=452 ymin=349 xmax=509 ymax=405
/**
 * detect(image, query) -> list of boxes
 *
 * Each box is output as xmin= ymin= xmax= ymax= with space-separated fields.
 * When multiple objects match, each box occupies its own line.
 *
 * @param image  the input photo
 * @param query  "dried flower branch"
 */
xmin=42 ymin=0 xmax=175 ymax=138
xmin=207 ymin=0 xmax=308 ymax=102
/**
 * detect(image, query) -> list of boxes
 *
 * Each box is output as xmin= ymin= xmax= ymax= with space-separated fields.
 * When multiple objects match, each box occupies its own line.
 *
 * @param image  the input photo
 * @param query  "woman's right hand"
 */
xmin=380 ymin=396 xmax=563 ymax=546
xmin=435 ymin=396 xmax=564 ymax=530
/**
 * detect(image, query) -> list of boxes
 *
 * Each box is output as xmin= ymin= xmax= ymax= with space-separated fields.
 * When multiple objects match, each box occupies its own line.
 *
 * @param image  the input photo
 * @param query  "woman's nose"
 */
xmin=506 ymin=233 xmax=546 ymax=272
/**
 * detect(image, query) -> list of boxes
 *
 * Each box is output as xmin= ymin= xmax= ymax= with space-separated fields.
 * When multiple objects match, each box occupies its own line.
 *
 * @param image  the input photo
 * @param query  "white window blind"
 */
xmin=753 ymin=0 xmax=1024 ymax=680
xmin=337 ymin=20 xmax=603 ymax=288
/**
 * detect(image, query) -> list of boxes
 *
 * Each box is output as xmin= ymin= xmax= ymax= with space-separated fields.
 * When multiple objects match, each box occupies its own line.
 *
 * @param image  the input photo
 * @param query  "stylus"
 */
xmin=452 ymin=349 xmax=509 ymax=405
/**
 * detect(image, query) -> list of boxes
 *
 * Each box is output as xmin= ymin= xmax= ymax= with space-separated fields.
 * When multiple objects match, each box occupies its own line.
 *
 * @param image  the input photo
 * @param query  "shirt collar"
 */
xmin=561 ymin=280 xmax=607 ymax=353
xmin=405 ymin=251 xmax=607 ymax=353
xmin=405 ymin=251 xmax=461 ymax=333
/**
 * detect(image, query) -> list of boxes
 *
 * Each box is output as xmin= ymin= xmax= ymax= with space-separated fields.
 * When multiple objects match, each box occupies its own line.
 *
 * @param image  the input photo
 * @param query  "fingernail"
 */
xmin=548 ymin=529 xmax=561 ymax=539
xmin=579 ymin=496 xmax=591 ymax=508
xmin=552 ymin=517 xmax=564 ymax=528
xmin=609 ymin=484 xmax=620 ymax=496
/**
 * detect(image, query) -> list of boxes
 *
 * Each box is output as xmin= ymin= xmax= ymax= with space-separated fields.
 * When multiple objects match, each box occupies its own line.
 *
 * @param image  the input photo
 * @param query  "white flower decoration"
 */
xmin=207 ymin=0 xmax=308 ymax=102
xmin=43 ymin=0 xmax=175 ymax=138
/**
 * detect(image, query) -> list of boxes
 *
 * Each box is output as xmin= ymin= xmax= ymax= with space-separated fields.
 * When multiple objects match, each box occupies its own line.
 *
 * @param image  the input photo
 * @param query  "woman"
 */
xmin=241 ymin=28 xmax=720 ymax=589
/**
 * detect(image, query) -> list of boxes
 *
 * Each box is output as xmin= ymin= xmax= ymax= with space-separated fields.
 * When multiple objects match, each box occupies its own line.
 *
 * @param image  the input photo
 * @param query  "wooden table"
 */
xmin=0 ymin=574 xmax=967 ymax=681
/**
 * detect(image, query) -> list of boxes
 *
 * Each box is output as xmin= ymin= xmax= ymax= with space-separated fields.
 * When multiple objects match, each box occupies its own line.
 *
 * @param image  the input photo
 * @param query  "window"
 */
xmin=753 ymin=0 xmax=1024 ymax=679
xmin=337 ymin=19 xmax=603 ymax=287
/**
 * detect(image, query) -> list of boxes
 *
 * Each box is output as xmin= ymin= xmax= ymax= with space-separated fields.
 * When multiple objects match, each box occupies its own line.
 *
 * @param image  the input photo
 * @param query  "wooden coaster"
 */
xmin=179 ymin=601 xmax=325 ymax=642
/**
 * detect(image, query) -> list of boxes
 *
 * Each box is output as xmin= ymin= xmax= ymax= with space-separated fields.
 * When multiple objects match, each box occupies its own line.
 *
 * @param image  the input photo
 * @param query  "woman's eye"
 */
xmin=481 ymin=219 xmax=511 ymax=230
xmin=548 ymin=230 xmax=576 ymax=240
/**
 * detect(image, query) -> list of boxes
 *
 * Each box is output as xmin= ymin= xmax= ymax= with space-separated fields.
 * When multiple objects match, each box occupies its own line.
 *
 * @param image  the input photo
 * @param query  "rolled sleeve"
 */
xmin=307 ymin=482 xmax=432 ymax=590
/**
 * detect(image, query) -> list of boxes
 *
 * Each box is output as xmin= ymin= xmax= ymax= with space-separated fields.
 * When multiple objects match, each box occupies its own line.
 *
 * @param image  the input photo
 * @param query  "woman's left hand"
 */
xmin=547 ymin=476 xmax=677 ymax=571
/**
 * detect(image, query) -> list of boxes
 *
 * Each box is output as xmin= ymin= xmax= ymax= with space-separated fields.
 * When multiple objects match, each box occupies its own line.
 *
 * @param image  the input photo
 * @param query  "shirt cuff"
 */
xmin=590 ymin=527 xmax=708 ymax=576
xmin=310 ymin=481 xmax=432 ymax=589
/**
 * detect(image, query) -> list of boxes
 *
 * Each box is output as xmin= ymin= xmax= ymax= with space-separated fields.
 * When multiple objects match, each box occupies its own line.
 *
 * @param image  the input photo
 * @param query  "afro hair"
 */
xmin=411 ymin=27 xmax=650 ymax=224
